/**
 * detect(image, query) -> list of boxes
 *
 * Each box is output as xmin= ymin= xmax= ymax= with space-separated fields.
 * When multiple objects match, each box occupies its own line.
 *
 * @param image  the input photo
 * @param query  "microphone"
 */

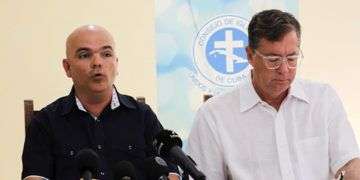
xmin=153 ymin=130 xmax=206 ymax=180
xmin=113 ymin=161 xmax=138 ymax=180
xmin=144 ymin=156 xmax=169 ymax=180
xmin=75 ymin=149 xmax=100 ymax=180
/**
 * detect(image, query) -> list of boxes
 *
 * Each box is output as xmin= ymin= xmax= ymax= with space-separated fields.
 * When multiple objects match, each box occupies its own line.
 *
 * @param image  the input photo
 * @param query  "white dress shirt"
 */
xmin=187 ymin=76 xmax=359 ymax=180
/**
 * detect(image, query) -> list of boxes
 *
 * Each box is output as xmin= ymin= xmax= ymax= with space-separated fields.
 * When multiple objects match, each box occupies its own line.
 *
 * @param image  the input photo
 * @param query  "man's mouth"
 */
xmin=273 ymin=79 xmax=289 ymax=84
xmin=94 ymin=73 xmax=103 ymax=77
xmin=91 ymin=73 xmax=105 ymax=80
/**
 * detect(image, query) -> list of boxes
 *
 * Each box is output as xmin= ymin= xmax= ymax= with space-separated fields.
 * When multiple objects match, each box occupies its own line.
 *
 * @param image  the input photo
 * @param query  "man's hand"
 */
xmin=168 ymin=173 xmax=181 ymax=180
xmin=23 ymin=175 xmax=48 ymax=180
xmin=336 ymin=158 xmax=360 ymax=180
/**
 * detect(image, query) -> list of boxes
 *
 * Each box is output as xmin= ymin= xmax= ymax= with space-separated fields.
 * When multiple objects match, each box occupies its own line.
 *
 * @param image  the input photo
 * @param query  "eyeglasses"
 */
xmin=254 ymin=49 xmax=303 ymax=70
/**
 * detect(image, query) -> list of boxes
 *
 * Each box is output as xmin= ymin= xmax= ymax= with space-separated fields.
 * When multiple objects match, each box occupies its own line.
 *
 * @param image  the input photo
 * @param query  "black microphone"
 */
xmin=153 ymin=130 xmax=206 ymax=180
xmin=75 ymin=149 xmax=100 ymax=180
xmin=144 ymin=156 xmax=169 ymax=180
xmin=113 ymin=161 xmax=138 ymax=180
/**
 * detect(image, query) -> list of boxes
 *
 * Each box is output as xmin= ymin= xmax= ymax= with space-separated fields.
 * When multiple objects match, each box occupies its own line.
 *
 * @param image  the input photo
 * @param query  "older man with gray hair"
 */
xmin=187 ymin=9 xmax=360 ymax=180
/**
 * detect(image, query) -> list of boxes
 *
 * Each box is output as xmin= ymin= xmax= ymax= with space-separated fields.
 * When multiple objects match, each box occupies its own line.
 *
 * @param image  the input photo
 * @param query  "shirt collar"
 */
xmin=239 ymin=73 xmax=309 ymax=112
xmin=60 ymin=88 xmax=76 ymax=116
xmin=288 ymin=79 xmax=310 ymax=104
xmin=61 ymin=86 xmax=136 ymax=116
xmin=75 ymin=88 xmax=120 ymax=112
xmin=239 ymin=74 xmax=262 ymax=112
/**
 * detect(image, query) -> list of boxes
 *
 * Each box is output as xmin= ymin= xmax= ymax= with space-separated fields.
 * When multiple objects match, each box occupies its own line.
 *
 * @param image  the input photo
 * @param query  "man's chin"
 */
xmin=89 ymin=84 xmax=111 ymax=94
xmin=269 ymin=83 xmax=290 ymax=96
xmin=273 ymin=79 xmax=290 ymax=85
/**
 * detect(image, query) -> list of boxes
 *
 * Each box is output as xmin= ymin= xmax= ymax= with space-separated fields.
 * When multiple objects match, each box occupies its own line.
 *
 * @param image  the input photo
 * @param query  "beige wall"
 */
xmin=299 ymin=1 xmax=360 ymax=140
xmin=0 ymin=0 xmax=359 ymax=179
xmin=0 ymin=0 xmax=157 ymax=179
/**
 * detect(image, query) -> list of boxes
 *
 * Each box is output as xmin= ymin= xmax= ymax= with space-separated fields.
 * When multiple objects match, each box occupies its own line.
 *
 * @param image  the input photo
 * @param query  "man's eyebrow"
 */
xmin=74 ymin=46 xmax=113 ymax=55
xmin=101 ymin=46 xmax=113 ymax=51
xmin=75 ymin=47 xmax=91 ymax=54
xmin=265 ymin=50 xmax=299 ymax=56
xmin=287 ymin=52 xmax=298 ymax=56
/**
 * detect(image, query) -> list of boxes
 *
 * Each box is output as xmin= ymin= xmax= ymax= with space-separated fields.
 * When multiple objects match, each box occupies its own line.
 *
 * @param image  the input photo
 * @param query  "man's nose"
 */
xmin=91 ymin=54 xmax=103 ymax=68
xmin=277 ymin=58 xmax=290 ymax=73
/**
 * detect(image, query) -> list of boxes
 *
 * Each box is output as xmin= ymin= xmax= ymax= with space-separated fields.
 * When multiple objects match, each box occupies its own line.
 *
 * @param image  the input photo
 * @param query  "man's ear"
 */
xmin=62 ymin=59 xmax=72 ymax=78
xmin=116 ymin=58 xmax=119 ymax=75
xmin=115 ymin=58 xmax=119 ymax=75
xmin=246 ymin=46 xmax=255 ymax=67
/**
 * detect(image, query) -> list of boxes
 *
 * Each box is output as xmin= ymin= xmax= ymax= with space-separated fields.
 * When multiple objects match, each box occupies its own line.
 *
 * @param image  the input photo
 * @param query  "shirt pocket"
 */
xmin=53 ymin=145 xmax=79 ymax=180
xmin=110 ymin=143 xmax=146 ymax=161
xmin=296 ymin=136 xmax=330 ymax=180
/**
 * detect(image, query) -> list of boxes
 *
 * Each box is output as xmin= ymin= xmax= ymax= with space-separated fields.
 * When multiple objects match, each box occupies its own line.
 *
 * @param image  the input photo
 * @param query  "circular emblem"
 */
xmin=192 ymin=15 xmax=250 ymax=93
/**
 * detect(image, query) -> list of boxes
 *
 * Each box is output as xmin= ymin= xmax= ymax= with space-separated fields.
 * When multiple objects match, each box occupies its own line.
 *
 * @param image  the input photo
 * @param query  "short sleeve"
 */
xmin=327 ymin=86 xmax=360 ymax=174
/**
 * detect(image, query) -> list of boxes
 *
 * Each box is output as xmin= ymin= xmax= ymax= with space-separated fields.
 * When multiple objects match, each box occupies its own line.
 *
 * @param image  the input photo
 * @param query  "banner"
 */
xmin=155 ymin=0 xmax=298 ymax=141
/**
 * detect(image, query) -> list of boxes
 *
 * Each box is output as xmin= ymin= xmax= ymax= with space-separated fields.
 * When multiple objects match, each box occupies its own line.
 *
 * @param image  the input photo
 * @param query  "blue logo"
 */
xmin=192 ymin=15 xmax=250 ymax=93
xmin=206 ymin=28 xmax=249 ymax=74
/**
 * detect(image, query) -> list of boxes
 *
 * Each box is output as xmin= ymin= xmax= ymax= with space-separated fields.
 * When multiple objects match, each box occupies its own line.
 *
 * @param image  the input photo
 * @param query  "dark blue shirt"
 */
xmin=22 ymin=88 xmax=163 ymax=180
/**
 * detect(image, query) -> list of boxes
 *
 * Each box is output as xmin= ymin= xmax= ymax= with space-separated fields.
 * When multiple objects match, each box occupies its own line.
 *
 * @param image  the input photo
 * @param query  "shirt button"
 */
xmin=97 ymin=145 xmax=102 ymax=150
xmin=128 ymin=145 xmax=132 ymax=150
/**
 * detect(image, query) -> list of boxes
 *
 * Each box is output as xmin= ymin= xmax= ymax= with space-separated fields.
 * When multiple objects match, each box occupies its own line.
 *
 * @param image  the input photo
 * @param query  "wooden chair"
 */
xmin=24 ymin=96 xmax=147 ymax=133
xmin=24 ymin=100 xmax=38 ymax=133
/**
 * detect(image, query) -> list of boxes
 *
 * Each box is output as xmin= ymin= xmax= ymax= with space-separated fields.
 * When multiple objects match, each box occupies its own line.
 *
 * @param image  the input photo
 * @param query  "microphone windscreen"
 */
xmin=144 ymin=156 xmax=169 ymax=179
xmin=113 ymin=161 xmax=137 ymax=180
xmin=153 ymin=129 xmax=182 ymax=157
xmin=75 ymin=148 xmax=100 ymax=175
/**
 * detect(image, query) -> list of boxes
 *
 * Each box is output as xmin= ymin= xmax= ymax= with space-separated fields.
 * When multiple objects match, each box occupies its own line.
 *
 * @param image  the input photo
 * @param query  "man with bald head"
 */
xmin=22 ymin=25 xmax=178 ymax=180
xmin=63 ymin=25 xmax=119 ymax=117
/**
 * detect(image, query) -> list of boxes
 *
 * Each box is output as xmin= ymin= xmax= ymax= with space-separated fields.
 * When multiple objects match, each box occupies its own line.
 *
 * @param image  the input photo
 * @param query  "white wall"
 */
xmin=0 ymin=0 xmax=359 ymax=179
xmin=299 ymin=0 xmax=360 ymax=139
